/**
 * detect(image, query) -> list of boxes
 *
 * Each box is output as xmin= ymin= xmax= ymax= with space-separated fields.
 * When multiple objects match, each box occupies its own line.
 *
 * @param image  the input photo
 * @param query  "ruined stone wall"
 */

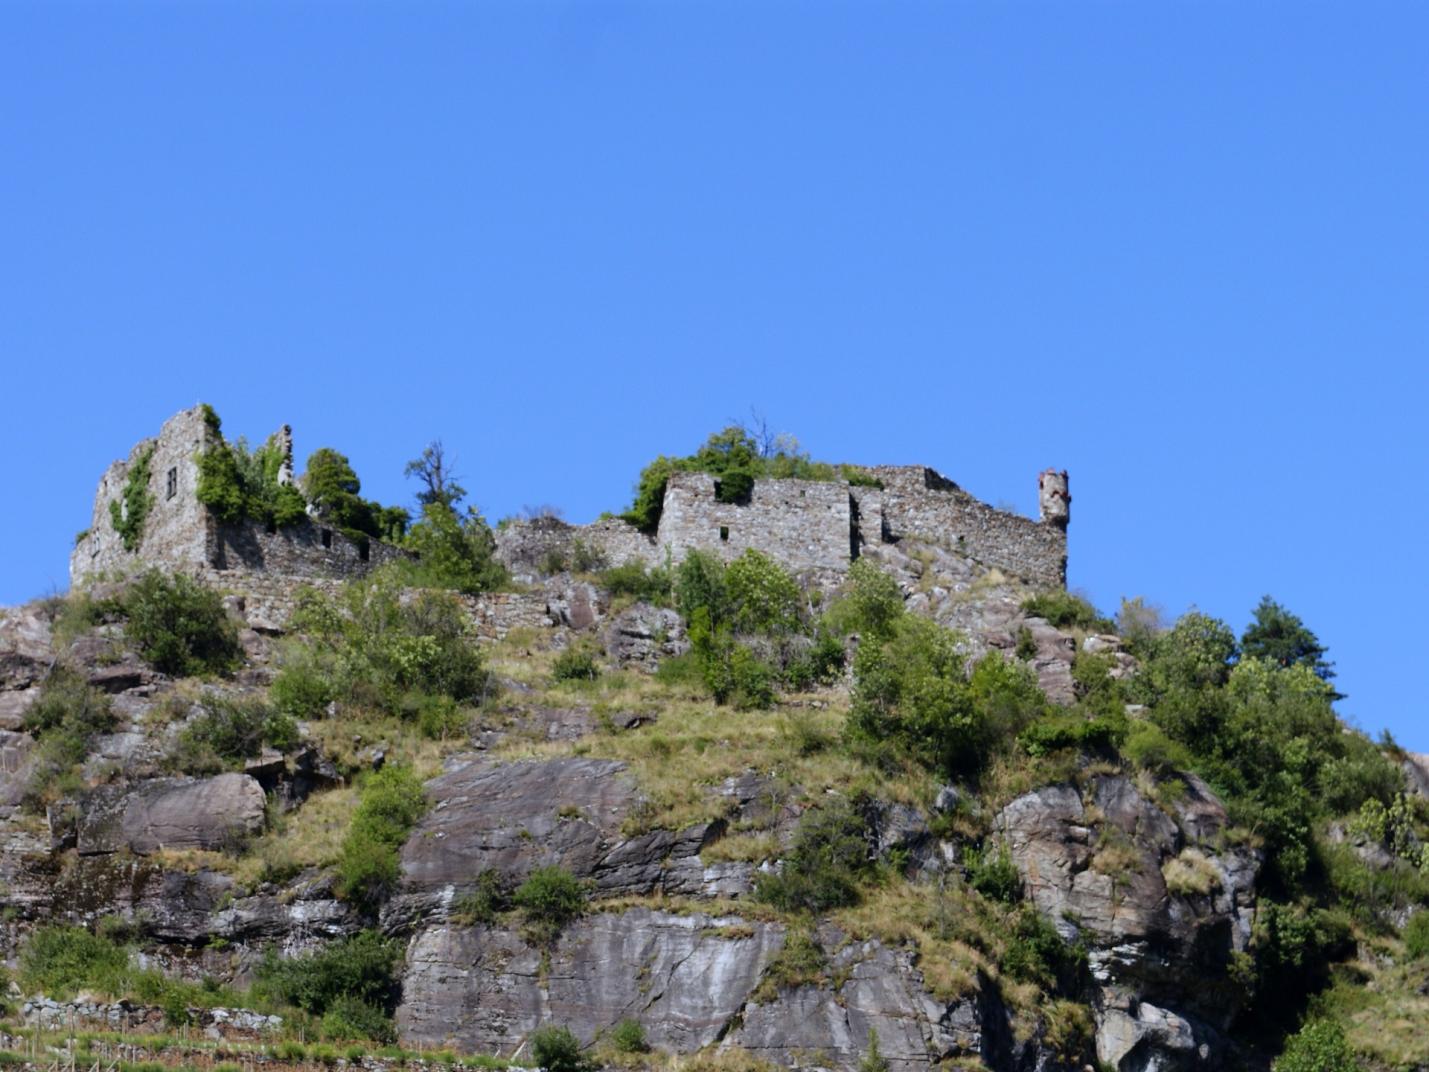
xmin=454 ymin=591 xmax=558 ymax=641
xmin=864 ymin=466 xmax=1066 ymax=588
xmin=496 ymin=517 xmax=658 ymax=581
xmin=71 ymin=407 xmax=215 ymax=583
xmin=655 ymin=472 xmax=851 ymax=574
xmin=209 ymin=518 xmax=407 ymax=582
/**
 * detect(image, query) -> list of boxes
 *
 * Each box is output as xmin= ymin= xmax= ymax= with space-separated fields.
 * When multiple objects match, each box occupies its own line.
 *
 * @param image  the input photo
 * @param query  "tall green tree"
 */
xmin=1241 ymin=596 xmax=1337 ymax=686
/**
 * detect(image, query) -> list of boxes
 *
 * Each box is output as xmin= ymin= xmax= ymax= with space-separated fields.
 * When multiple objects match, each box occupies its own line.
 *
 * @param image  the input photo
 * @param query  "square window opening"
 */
xmin=719 ymin=526 xmax=729 ymax=542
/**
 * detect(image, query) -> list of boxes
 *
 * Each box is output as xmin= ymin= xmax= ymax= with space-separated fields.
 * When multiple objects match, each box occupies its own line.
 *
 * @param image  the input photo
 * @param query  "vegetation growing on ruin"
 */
xmin=621 ymin=424 xmax=882 ymax=533
xmin=108 ymin=443 xmax=156 ymax=552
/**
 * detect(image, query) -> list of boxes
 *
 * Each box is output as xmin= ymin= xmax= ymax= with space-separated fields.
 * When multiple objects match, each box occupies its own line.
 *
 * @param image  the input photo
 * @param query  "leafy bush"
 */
xmin=608 ymin=1018 xmax=648 ymax=1054
xmin=255 ymin=930 xmax=400 ymax=1043
xmin=304 ymin=448 xmax=409 ymax=543
xmin=724 ymin=550 xmax=803 ymax=635
xmin=754 ymin=799 xmax=873 ymax=913
xmin=1019 ymin=710 xmax=1127 ymax=758
xmin=1122 ymin=720 xmax=1193 ymax=777
xmin=1001 ymin=909 xmax=1087 ymax=996
xmin=278 ymin=577 xmax=489 ymax=718
xmin=529 ymin=1026 xmax=590 ymax=1072
xmin=847 ymin=616 xmax=994 ymax=779
xmin=452 ymin=870 xmax=510 ymax=926
xmin=22 ymin=668 xmax=116 ymax=810
xmin=109 ymin=444 xmax=156 ymax=552
xmin=270 ymin=651 xmax=337 ymax=719
xmin=170 ymin=694 xmax=298 ymax=773
xmin=600 ymin=562 xmax=674 ymax=605
xmin=1019 ymin=591 xmax=1113 ymax=632
xmin=389 ymin=503 xmax=507 ymax=595
xmin=122 ymin=570 xmax=240 ymax=677
xmin=513 ymin=867 xmax=588 ymax=944
xmin=553 ymin=644 xmax=601 ymax=682
xmin=826 ymin=560 xmax=905 ymax=641
xmin=196 ymin=410 xmax=306 ymax=528
xmin=1402 ymin=912 xmax=1429 ymax=960
xmin=675 ymin=551 xmax=729 ymax=628
xmin=18 ymin=926 xmax=130 ymax=999
xmin=965 ymin=843 xmax=1022 ymax=904
xmin=337 ymin=766 xmax=427 ymax=908
xmin=1273 ymin=1019 xmax=1361 ymax=1072
xmin=620 ymin=425 xmax=869 ymax=532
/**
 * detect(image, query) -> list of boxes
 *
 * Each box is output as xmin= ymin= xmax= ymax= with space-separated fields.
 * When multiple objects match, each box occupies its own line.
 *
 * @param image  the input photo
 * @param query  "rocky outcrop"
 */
xmin=68 ymin=773 xmax=266 ymax=855
xmin=729 ymin=937 xmax=986 ymax=1071
xmin=994 ymin=773 xmax=1257 ymax=1070
xmin=397 ymin=909 xmax=785 ymax=1053
xmin=0 ymin=605 xmax=53 ymax=693
xmin=602 ymin=602 xmax=688 ymax=670
xmin=390 ymin=757 xmax=728 ymax=926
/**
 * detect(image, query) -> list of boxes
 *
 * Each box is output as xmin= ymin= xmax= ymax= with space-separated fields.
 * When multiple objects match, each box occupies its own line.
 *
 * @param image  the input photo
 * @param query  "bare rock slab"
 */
xmin=397 ymin=908 xmax=785 ymax=1054
xmin=74 ymin=773 xmax=266 ymax=855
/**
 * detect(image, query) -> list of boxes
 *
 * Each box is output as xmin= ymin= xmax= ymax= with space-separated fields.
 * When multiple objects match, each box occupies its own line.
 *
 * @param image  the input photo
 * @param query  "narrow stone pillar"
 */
xmin=1038 ymin=469 xmax=1070 ymax=528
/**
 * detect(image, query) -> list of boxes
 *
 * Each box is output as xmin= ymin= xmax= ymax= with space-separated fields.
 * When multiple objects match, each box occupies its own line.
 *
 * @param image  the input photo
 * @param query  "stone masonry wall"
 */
xmin=496 ymin=517 xmax=659 ymax=582
xmin=865 ymin=466 xmax=1066 ymax=588
xmin=210 ymin=518 xmax=408 ymax=581
xmin=71 ymin=407 xmax=215 ymax=583
xmin=656 ymin=472 xmax=851 ymax=574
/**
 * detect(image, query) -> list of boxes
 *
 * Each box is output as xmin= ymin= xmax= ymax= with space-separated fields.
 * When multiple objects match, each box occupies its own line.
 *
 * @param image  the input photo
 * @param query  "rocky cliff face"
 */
xmin=0 ymin=564 xmax=1262 ymax=1072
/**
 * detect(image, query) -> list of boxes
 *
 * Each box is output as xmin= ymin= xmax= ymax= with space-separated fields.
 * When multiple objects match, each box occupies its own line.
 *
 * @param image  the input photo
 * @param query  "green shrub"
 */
xmin=608 ymin=1018 xmax=648 ymax=1054
xmin=254 ymin=930 xmax=400 ymax=1041
xmin=1019 ymin=591 xmax=1113 ymax=632
xmin=1122 ymin=720 xmax=1193 ymax=776
xmin=725 ymin=549 xmax=802 ymax=635
xmin=390 ymin=502 xmax=507 ymax=594
xmin=109 ymin=444 xmax=156 ymax=552
xmin=1401 ymin=912 xmax=1429 ymax=960
xmin=1002 ymin=909 xmax=1087 ymax=996
xmin=452 ymin=870 xmax=510 ymax=926
xmin=513 ymin=867 xmax=588 ymax=945
xmin=754 ymin=799 xmax=872 ymax=913
xmin=675 ymin=551 xmax=729 ymax=629
xmin=170 ymin=694 xmax=298 ymax=773
xmin=600 ymin=562 xmax=674 ymax=605
xmin=337 ymin=766 xmax=427 ymax=908
xmin=965 ymin=843 xmax=1022 ymax=904
xmin=18 ymin=926 xmax=130 ymax=999
xmin=121 ymin=570 xmax=240 ymax=677
xmin=304 ymin=448 xmax=408 ymax=543
xmin=321 ymin=995 xmax=396 ymax=1043
xmin=1019 ymin=710 xmax=1127 ymax=758
xmin=1273 ymin=1019 xmax=1361 ymax=1072
xmin=847 ymin=615 xmax=994 ymax=779
xmin=270 ymin=652 xmax=337 ymax=719
xmin=281 ymin=578 xmax=489 ymax=718
xmin=22 ymin=668 xmax=116 ymax=811
xmin=783 ymin=629 xmax=846 ymax=690
xmin=406 ymin=693 xmax=469 ymax=741
xmin=553 ymin=644 xmax=601 ymax=682
xmin=529 ymin=1025 xmax=590 ymax=1072
xmin=826 ymin=560 xmax=904 ymax=641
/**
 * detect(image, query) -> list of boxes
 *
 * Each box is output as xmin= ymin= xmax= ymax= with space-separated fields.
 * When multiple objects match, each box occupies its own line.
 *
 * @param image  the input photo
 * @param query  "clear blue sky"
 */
xmin=3 ymin=2 xmax=1425 ymax=748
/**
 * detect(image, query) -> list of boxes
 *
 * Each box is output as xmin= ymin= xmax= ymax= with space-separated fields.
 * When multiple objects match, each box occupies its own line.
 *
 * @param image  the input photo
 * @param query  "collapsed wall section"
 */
xmin=865 ymin=466 xmax=1066 ymax=588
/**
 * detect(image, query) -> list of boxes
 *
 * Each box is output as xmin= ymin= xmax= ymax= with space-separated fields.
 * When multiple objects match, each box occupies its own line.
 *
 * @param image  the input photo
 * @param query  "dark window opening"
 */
xmin=165 ymin=467 xmax=178 ymax=501
xmin=719 ymin=526 xmax=729 ymax=542
xmin=321 ymin=528 xmax=332 ymax=549
xmin=358 ymin=539 xmax=370 ymax=562
xmin=265 ymin=518 xmax=277 ymax=535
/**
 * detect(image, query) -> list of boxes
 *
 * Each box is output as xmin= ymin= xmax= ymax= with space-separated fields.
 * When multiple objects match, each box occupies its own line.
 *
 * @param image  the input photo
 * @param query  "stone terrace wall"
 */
xmin=865 ymin=466 xmax=1066 ymax=588
xmin=656 ymin=472 xmax=851 ymax=574
xmin=71 ymin=407 xmax=215 ymax=583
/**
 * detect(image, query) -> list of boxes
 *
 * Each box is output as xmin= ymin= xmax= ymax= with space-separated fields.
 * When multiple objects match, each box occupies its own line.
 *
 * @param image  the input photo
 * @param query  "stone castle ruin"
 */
xmin=497 ymin=465 xmax=1070 ymax=590
xmin=72 ymin=406 xmax=1070 ymax=625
